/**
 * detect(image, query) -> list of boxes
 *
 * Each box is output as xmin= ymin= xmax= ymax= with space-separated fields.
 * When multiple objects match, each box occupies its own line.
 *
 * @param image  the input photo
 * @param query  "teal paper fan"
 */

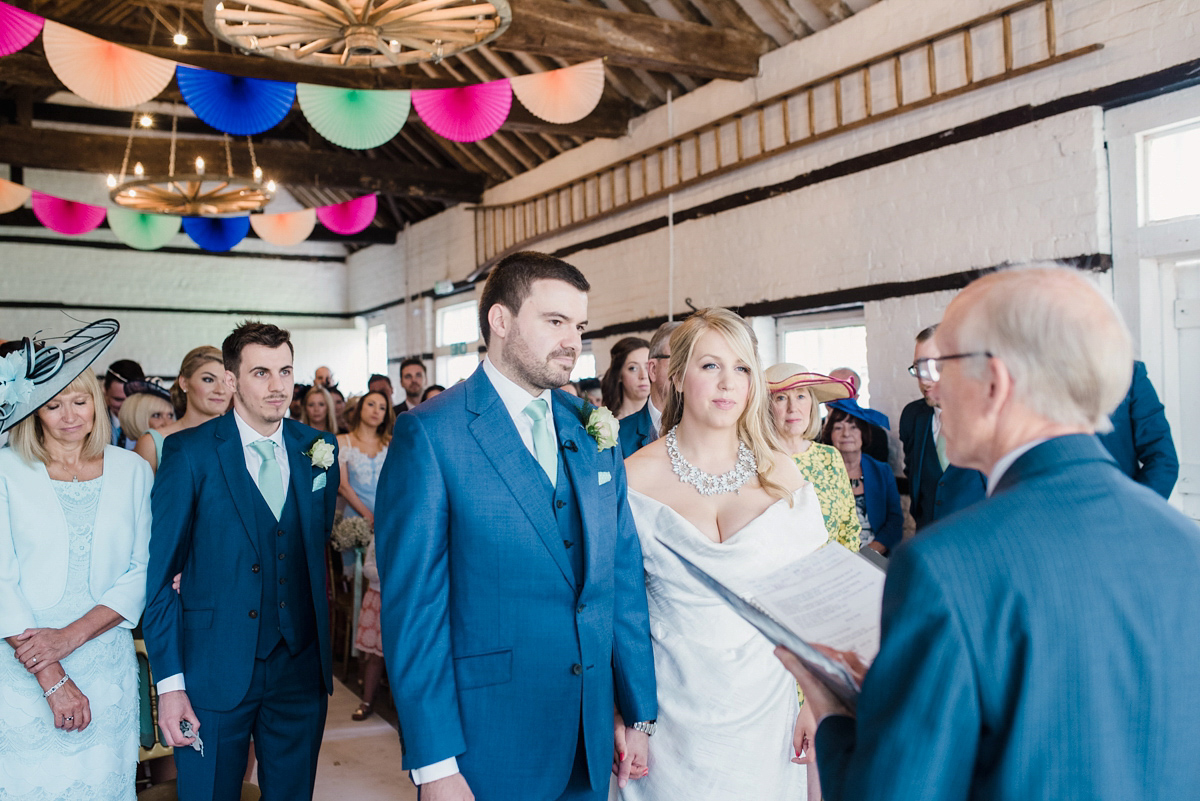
xmin=296 ymin=84 xmax=410 ymax=150
xmin=107 ymin=208 xmax=181 ymax=251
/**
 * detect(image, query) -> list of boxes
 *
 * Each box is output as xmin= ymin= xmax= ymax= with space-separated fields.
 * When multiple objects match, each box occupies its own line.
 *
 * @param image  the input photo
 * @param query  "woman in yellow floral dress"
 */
xmin=765 ymin=363 xmax=860 ymax=551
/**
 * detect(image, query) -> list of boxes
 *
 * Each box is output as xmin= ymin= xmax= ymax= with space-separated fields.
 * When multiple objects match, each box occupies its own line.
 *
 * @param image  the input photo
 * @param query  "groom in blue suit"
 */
xmin=144 ymin=322 xmax=340 ymax=801
xmin=375 ymin=252 xmax=658 ymax=801
xmin=780 ymin=266 xmax=1200 ymax=801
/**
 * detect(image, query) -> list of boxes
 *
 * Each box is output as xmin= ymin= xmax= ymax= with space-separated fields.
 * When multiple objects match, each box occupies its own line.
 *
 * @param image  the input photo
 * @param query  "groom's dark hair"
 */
xmin=478 ymin=251 xmax=590 ymax=346
xmin=223 ymin=321 xmax=294 ymax=376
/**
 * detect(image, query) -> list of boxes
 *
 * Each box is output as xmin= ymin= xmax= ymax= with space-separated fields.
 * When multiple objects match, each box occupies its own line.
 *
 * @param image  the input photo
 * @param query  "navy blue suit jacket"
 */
xmin=816 ymin=435 xmax=1200 ymax=801
xmin=617 ymin=401 xmax=655 ymax=457
xmin=898 ymin=399 xmax=986 ymax=529
xmin=859 ymin=454 xmax=903 ymax=550
xmin=1098 ymin=360 xmax=1179 ymax=499
xmin=374 ymin=366 xmax=657 ymax=799
xmin=143 ymin=414 xmax=339 ymax=711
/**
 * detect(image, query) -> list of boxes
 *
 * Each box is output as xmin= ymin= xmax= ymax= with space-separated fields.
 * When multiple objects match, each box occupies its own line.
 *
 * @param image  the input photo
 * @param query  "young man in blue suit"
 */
xmin=898 ymin=324 xmax=986 ymax=529
xmin=375 ymin=252 xmax=658 ymax=801
xmin=1098 ymin=359 xmax=1179 ymax=498
xmin=144 ymin=322 xmax=340 ymax=801
xmin=779 ymin=266 xmax=1200 ymax=801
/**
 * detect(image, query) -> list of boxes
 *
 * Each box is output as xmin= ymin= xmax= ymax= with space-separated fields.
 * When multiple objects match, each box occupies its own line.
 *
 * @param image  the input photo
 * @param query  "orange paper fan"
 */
xmin=0 ymin=177 xmax=31 ymax=214
xmin=509 ymin=60 xmax=604 ymax=125
xmin=250 ymin=209 xmax=317 ymax=246
xmin=42 ymin=20 xmax=177 ymax=109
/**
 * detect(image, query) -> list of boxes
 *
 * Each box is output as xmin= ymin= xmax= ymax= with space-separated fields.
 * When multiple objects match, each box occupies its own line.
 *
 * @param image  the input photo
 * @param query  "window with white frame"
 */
xmin=1143 ymin=118 xmax=1200 ymax=224
xmin=434 ymin=299 xmax=480 ymax=386
xmin=775 ymin=308 xmax=871 ymax=406
xmin=366 ymin=323 xmax=387 ymax=386
xmin=571 ymin=346 xmax=597 ymax=381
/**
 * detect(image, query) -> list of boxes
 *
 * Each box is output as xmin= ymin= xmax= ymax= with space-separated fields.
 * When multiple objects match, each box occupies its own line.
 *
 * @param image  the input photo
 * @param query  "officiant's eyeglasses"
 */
xmin=908 ymin=352 xmax=993 ymax=382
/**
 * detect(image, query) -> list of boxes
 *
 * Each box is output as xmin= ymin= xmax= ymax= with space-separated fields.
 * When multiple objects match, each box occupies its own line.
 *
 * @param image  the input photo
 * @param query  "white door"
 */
xmin=1163 ymin=257 xmax=1200 ymax=522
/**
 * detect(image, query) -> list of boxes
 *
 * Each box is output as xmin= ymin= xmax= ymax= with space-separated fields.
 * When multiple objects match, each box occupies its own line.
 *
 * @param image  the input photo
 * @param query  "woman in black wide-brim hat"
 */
xmin=0 ymin=320 xmax=152 ymax=800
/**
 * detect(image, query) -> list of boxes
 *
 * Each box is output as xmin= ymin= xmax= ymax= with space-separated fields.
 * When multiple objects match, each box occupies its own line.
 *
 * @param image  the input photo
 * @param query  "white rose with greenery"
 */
xmin=306 ymin=438 xmax=335 ymax=470
xmin=585 ymin=406 xmax=619 ymax=452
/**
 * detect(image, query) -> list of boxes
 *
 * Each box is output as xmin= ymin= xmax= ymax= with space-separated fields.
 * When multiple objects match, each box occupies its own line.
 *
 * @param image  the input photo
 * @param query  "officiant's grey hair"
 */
xmin=478 ymin=251 xmax=590 ymax=346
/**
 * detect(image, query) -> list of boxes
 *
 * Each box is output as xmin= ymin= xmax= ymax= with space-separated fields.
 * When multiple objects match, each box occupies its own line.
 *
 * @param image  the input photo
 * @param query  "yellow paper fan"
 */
xmin=509 ymin=60 xmax=604 ymax=125
xmin=250 ymin=209 xmax=317 ymax=246
xmin=43 ymin=20 xmax=177 ymax=109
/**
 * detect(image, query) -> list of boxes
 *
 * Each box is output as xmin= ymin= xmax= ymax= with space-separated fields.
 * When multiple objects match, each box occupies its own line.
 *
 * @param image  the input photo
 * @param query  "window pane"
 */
xmin=571 ymin=353 xmax=597 ymax=382
xmin=367 ymin=324 xmax=387 ymax=384
xmin=781 ymin=324 xmax=870 ymax=406
xmin=1146 ymin=123 xmax=1200 ymax=223
xmin=437 ymin=301 xmax=479 ymax=347
xmin=436 ymin=353 xmax=479 ymax=386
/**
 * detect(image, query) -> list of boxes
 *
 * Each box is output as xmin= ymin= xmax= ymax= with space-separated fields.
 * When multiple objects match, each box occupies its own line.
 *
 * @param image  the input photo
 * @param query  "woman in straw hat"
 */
xmin=0 ymin=320 xmax=151 ymax=800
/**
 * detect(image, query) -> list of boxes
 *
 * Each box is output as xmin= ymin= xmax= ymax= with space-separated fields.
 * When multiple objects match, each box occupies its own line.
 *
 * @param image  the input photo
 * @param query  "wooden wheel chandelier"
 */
xmin=203 ymin=0 xmax=512 ymax=69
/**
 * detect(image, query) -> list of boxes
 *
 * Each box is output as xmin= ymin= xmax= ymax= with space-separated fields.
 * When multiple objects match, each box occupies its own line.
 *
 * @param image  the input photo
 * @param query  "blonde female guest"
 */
xmin=765 ymin=363 xmax=860 ymax=551
xmin=1 ymin=321 xmax=152 ymax=800
xmin=134 ymin=346 xmax=229 ymax=473
xmin=116 ymin=382 xmax=174 ymax=446
xmin=337 ymin=390 xmax=395 ymax=721
xmin=601 ymin=337 xmax=652 ymax=419
xmin=619 ymin=309 xmax=830 ymax=801
xmin=301 ymin=384 xmax=338 ymax=435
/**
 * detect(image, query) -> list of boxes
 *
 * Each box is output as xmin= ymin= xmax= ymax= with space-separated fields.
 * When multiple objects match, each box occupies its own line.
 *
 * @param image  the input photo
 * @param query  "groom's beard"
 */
xmin=506 ymin=331 xmax=577 ymax=390
xmin=236 ymin=386 xmax=289 ymax=424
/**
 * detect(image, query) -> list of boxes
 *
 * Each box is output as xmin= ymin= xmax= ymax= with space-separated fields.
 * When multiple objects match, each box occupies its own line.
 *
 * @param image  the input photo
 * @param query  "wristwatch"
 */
xmin=631 ymin=719 xmax=657 ymax=736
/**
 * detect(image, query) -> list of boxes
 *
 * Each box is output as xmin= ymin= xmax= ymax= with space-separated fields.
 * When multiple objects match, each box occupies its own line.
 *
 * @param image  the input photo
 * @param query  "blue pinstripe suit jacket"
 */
xmin=815 ymin=434 xmax=1200 ymax=801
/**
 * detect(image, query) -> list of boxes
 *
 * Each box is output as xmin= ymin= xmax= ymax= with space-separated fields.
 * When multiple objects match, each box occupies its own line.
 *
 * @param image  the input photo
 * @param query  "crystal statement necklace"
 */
xmin=666 ymin=426 xmax=757 ymax=496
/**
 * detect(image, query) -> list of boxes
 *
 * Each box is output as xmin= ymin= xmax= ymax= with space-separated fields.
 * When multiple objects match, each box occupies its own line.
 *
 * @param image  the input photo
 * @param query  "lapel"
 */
xmin=283 ymin=420 xmax=316 ymax=541
xmin=215 ymin=413 xmax=263 ymax=556
xmin=914 ymin=403 xmax=936 ymax=482
xmin=555 ymin=393 xmax=601 ymax=586
xmin=465 ymin=368 xmax=575 ymax=588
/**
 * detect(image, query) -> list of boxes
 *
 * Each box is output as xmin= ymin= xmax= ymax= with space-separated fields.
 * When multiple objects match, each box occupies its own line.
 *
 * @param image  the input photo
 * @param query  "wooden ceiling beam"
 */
xmin=0 ymin=124 xmax=486 ymax=202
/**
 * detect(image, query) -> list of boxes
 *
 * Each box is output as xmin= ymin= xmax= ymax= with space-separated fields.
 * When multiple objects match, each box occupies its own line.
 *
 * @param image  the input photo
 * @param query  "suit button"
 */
xmin=277 ymin=530 xmax=284 ymax=537
xmin=251 ymin=564 xmax=260 ymax=573
xmin=278 ymin=553 xmax=286 ymax=560
xmin=279 ymin=578 xmax=286 ymax=585
xmin=249 ymin=610 xmax=258 ymax=619
xmin=556 ymin=500 xmax=565 ymax=509
xmin=571 ymin=663 xmax=583 ymax=676
xmin=279 ymin=601 xmax=287 ymax=609
xmin=577 ymin=604 xmax=586 ymax=614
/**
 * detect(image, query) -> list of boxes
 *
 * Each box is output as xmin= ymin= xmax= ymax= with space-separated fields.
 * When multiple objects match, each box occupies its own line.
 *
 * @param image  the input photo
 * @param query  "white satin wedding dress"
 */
xmin=619 ymin=484 xmax=828 ymax=801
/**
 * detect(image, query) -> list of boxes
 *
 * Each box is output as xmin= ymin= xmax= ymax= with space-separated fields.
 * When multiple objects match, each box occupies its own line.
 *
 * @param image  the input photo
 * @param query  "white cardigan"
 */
xmin=0 ymin=445 xmax=152 ymax=639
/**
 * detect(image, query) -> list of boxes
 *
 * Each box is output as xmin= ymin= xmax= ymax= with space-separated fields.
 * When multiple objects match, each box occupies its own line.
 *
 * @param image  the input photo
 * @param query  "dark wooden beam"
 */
xmin=0 ymin=124 xmax=485 ymax=202
xmin=500 ymin=0 xmax=771 ymax=80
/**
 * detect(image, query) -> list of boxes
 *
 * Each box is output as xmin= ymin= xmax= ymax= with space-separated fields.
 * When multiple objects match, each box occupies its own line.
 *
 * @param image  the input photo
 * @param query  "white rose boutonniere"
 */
xmin=584 ymin=406 xmax=619 ymax=452
xmin=305 ymin=437 xmax=336 ymax=470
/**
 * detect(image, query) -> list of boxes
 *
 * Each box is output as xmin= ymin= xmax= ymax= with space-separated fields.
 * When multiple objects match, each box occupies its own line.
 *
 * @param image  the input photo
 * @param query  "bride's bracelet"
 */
xmin=43 ymin=675 xmax=70 ymax=698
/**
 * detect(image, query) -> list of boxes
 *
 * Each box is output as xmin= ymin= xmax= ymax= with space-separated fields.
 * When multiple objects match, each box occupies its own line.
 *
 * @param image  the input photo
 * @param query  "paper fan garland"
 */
xmin=0 ymin=177 xmax=32 ymax=214
xmin=412 ymin=80 xmax=512 ymax=143
xmin=509 ymin=60 xmax=605 ymax=125
xmin=316 ymin=195 xmax=377 ymax=236
xmin=42 ymin=21 xmax=176 ymax=109
xmin=183 ymin=215 xmax=250 ymax=252
xmin=31 ymin=191 xmax=106 ymax=235
xmin=296 ymin=84 xmax=410 ymax=151
xmin=176 ymin=66 xmax=296 ymax=136
xmin=0 ymin=1 xmax=44 ymax=57
xmin=250 ymin=209 xmax=317 ymax=246
xmin=107 ymin=208 xmax=181 ymax=251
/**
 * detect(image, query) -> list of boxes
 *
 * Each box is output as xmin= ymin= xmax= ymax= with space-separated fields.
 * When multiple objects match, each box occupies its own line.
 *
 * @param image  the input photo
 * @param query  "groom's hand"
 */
xmin=612 ymin=712 xmax=649 ymax=787
xmin=158 ymin=690 xmax=201 ymax=748
xmin=420 ymin=773 xmax=474 ymax=801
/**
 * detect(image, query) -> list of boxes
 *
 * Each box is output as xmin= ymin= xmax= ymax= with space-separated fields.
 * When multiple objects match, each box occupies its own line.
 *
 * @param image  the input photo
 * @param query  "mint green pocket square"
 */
xmin=312 ymin=473 xmax=327 ymax=491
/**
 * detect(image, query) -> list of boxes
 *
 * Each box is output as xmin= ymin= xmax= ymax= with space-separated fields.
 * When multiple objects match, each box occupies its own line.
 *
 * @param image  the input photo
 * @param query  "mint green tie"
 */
xmin=935 ymin=431 xmax=950 ymax=472
xmin=524 ymin=398 xmax=557 ymax=487
xmin=250 ymin=439 xmax=285 ymax=520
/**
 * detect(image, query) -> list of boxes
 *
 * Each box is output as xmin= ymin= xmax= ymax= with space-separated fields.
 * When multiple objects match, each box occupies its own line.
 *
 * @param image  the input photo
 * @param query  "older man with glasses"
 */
xmin=778 ymin=264 xmax=1200 ymax=801
xmin=616 ymin=321 xmax=681 ymax=457
xmin=898 ymin=324 xmax=986 ymax=531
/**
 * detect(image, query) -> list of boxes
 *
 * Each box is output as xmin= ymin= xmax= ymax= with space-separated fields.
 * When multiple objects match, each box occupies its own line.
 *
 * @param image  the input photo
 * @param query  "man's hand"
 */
xmin=420 ymin=772 xmax=474 ymax=801
xmin=612 ymin=711 xmax=649 ymax=787
xmin=14 ymin=627 xmax=82 ymax=673
xmin=157 ymin=690 xmax=202 ymax=747
xmin=775 ymin=645 xmax=863 ymax=723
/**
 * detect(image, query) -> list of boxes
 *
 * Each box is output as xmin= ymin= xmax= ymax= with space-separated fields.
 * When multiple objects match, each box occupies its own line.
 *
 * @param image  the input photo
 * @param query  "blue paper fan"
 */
xmin=183 ymin=215 xmax=250 ymax=252
xmin=176 ymin=65 xmax=296 ymax=135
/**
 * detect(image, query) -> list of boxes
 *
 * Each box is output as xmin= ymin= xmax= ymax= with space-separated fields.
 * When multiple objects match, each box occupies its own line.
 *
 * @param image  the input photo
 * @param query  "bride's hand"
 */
xmin=792 ymin=702 xmax=817 ymax=764
xmin=612 ymin=710 xmax=649 ymax=786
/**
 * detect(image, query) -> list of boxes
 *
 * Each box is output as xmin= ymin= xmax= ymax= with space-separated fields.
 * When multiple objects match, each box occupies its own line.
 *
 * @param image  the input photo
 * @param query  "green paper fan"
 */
xmin=107 ymin=207 xmax=181 ymax=251
xmin=296 ymin=84 xmax=410 ymax=150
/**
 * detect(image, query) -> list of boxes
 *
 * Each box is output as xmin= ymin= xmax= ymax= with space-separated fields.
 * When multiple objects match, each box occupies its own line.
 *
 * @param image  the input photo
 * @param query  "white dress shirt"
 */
xmin=986 ymin=438 xmax=1047 ymax=497
xmin=409 ymin=358 xmax=555 ymax=786
xmin=647 ymin=397 xmax=663 ymax=441
xmin=155 ymin=409 xmax=289 ymax=695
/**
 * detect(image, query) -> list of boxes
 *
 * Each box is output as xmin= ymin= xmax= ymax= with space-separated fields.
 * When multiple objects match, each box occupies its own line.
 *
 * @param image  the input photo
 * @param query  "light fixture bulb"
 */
xmin=266 ymin=180 xmax=276 ymax=192
xmin=194 ymin=156 xmax=205 ymax=175
xmin=134 ymin=162 xmax=145 ymax=176
xmin=106 ymin=174 xmax=117 ymax=188
xmin=139 ymin=114 xmax=153 ymax=128
xmin=215 ymin=1 xmax=224 ymax=9
xmin=173 ymin=32 xmax=188 ymax=46
xmin=253 ymin=166 xmax=263 ymax=181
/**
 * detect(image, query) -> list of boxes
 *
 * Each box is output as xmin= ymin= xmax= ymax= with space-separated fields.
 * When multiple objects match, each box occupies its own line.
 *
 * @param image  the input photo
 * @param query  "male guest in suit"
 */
xmin=1098 ymin=359 xmax=1179 ymax=498
xmin=396 ymin=356 xmax=427 ymax=413
xmin=779 ymin=265 xmax=1200 ymax=801
xmin=617 ymin=321 xmax=680 ymax=456
xmin=375 ymin=251 xmax=658 ymax=801
xmin=898 ymin=324 xmax=985 ymax=529
xmin=143 ymin=322 xmax=340 ymax=801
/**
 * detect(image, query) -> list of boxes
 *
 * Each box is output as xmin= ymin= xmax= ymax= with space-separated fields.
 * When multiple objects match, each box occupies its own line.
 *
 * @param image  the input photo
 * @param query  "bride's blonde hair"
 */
xmin=660 ymin=308 xmax=792 ymax=504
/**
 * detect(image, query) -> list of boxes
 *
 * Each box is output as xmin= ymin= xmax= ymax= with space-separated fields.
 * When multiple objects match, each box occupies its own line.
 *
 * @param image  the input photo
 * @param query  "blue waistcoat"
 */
xmin=553 ymin=446 xmax=585 ymax=586
xmin=252 ymin=483 xmax=317 ymax=658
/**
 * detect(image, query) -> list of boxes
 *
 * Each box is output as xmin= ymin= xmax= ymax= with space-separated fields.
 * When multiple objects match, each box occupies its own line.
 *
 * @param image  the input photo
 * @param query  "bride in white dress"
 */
xmin=617 ymin=308 xmax=827 ymax=801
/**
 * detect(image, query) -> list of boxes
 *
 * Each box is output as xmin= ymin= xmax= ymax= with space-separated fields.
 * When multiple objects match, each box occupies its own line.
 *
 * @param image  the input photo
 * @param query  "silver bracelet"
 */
xmin=43 ymin=675 xmax=70 ymax=698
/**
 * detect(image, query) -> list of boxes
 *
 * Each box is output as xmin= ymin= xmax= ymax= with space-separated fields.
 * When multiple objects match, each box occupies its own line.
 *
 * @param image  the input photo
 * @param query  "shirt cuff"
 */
xmin=156 ymin=673 xmax=186 ymax=695
xmin=410 ymin=757 xmax=459 ymax=785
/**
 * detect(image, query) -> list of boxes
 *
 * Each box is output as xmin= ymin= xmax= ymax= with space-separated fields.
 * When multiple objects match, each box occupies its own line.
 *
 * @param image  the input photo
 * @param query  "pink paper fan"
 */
xmin=0 ymin=1 xmax=44 ymax=57
xmin=42 ymin=20 xmax=176 ymax=108
xmin=316 ymin=195 xmax=377 ymax=236
xmin=0 ymin=177 xmax=32 ymax=214
xmin=412 ymin=80 xmax=512 ymax=143
xmin=250 ymin=209 xmax=317 ymax=246
xmin=31 ymin=191 xmax=106 ymax=235
xmin=509 ymin=60 xmax=605 ymax=125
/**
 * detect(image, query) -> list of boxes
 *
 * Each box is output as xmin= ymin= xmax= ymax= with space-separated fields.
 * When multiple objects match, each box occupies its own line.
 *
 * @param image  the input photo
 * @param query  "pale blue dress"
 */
xmin=0 ymin=478 xmax=138 ymax=800
xmin=341 ymin=442 xmax=387 ymax=519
